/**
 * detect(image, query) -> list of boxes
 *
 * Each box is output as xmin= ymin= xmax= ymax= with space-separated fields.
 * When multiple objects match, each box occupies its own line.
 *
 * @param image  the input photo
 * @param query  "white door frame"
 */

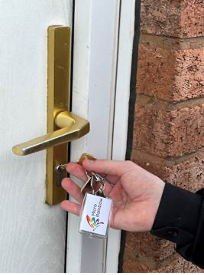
xmin=66 ymin=0 xmax=136 ymax=272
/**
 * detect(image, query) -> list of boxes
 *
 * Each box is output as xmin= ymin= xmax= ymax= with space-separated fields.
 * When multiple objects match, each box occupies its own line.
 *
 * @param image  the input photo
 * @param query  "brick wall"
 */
xmin=123 ymin=0 xmax=204 ymax=272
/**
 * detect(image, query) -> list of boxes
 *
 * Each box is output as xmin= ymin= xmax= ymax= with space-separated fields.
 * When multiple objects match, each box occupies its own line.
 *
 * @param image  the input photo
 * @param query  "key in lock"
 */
xmin=55 ymin=153 xmax=114 ymax=190
xmin=55 ymin=153 xmax=99 ymax=192
xmin=55 ymin=163 xmax=67 ymax=187
xmin=54 ymin=153 xmax=93 ymax=188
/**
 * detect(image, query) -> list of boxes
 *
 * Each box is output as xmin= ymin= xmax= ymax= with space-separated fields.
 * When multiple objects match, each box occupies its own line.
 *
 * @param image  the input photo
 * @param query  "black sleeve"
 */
xmin=151 ymin=183 xmax=204 ymax=269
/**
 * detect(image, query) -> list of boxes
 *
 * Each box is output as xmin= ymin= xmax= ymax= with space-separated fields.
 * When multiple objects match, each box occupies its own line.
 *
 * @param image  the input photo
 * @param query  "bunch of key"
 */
xmin=57 ymin=153 xmax=109 ymax=196
xmin=59 ymin=153 xmax=113 ymax=238
xmin=78 ymin=153 xmax=107 ymax=197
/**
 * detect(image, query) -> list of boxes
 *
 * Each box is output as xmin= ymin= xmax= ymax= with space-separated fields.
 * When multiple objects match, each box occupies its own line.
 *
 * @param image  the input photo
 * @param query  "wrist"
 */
xmin=147 ymin=179 xmax=165 ymax=231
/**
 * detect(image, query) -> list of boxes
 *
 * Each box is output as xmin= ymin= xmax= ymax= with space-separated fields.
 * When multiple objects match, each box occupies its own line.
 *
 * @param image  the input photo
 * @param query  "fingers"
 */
xmin=65 ymin=160 xmax=127 ymax=183
xmin=61 ymin=200 xmax=81 ymax=216
xmin=61 ymin=178 xmax=84 ymax=203
xmin=82 ymin=159 xmax=129 ymax=177
xmin=63 ymin=159 xmax=129 ymax=198
xmin=65 ymin=162 xmax=87 ymax=182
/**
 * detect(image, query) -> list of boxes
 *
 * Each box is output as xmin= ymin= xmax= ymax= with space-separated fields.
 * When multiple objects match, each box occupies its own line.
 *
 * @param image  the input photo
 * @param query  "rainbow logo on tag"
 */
xmin=86 ymin=215 xmax=104 ymax=231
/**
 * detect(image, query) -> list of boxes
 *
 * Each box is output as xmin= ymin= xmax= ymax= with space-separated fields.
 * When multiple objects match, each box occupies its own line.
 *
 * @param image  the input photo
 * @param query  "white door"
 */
xmin=0 ymin=1 xmax=72 ymax=272
xmin=0 ymin=0 xmax=135 ymax=273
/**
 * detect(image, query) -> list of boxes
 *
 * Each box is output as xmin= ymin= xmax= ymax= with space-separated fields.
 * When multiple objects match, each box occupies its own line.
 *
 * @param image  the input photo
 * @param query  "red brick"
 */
xmin=141 ymin=0 xmax=204 ymax=38
xmin=123 ymin=232 xmax=202 ymax=272
xmin=131 ymin=149 xmax=204 ymax=192
xmin=140 ymin=0 xmax=181 ymax=37
xmin=123 ymin=232 xmax=174 ymax=273
xmin=153 ymin=256 xmax=203 ymax=273
xmin=133 ymin=98 xmax=204 ymax=157
xmin=125 ymin=1 xmax=204 ymax=273
xmin=181 ymin=0 xmax=204 ymax=38
xmin=137 ymin=43 xmax=204 ymax=102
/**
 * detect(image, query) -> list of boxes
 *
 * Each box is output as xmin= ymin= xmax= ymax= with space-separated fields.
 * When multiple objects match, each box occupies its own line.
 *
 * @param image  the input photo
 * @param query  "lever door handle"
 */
xmin=12 ymin=26 xmax=90 ymax=205
xmin=12 ymin=111 xmax=90 ymax=156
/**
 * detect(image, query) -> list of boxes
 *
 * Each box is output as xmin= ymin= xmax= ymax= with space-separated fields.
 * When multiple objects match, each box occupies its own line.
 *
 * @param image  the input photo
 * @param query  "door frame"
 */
xmin=66 ymin=0 xmax=136 ymax=272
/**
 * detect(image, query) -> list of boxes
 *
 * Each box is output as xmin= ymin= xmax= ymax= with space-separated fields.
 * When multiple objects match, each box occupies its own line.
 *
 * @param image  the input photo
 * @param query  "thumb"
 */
xmin=82 ymin=159 xmax=129 ymax=176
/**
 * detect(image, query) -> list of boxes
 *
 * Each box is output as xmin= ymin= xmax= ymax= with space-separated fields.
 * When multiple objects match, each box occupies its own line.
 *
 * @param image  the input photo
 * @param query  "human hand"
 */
xmin=61 ymin=160 xmax=165 ymax=232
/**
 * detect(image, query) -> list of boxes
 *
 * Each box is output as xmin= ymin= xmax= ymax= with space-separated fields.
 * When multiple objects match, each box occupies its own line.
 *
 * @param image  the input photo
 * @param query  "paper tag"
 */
xmin=79 ymin=193 xmax=112 ymax=238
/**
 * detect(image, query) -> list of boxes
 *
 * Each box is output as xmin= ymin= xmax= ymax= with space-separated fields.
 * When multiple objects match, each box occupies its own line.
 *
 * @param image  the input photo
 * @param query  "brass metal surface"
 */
xmin=12 ymin=26 xmax=90 ymax=205
xmin=78 ymin=153 xmax=96 ymax=165
xmin=12 ymin=112 xmax=89 ymax=156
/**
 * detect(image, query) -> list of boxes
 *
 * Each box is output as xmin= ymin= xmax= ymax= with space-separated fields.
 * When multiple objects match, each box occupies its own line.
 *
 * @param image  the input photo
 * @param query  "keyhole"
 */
xmin=55 ymin=164 xmax=66 ymax=187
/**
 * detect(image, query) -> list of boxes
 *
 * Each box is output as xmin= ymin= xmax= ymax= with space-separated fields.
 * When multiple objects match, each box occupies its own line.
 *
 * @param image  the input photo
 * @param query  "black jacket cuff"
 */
xmin=151 ymin=183 xmax=202 ymax=246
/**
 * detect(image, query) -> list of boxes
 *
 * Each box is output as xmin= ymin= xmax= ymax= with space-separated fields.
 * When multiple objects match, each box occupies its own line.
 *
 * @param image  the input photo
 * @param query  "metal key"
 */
xmin=55 ymin=164 xmax=67 ymax=187
xmin=57 ymin=153 xmax=114 ymax=193
xmin=56 ymin=164 xmax=67 ymax=172
xmin=81 ymin=172 xmax=93 ymax=195
xmin=78 ymin=153 xmax=114 ymax=186
xmin=81 ymin=172 xmax=103 ymax=196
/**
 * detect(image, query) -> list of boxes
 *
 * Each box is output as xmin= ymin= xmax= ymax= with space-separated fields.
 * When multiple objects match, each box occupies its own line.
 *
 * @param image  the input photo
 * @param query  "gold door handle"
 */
xmin=12 ymin=26 xmax=90 ymax=205
xmin=12 ymin=111 xmax=90 ymax=156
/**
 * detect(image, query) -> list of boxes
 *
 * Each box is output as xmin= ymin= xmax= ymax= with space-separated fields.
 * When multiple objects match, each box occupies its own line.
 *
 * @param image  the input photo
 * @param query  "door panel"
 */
xmin=0 ymin=1 xmax=72 ymax=272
